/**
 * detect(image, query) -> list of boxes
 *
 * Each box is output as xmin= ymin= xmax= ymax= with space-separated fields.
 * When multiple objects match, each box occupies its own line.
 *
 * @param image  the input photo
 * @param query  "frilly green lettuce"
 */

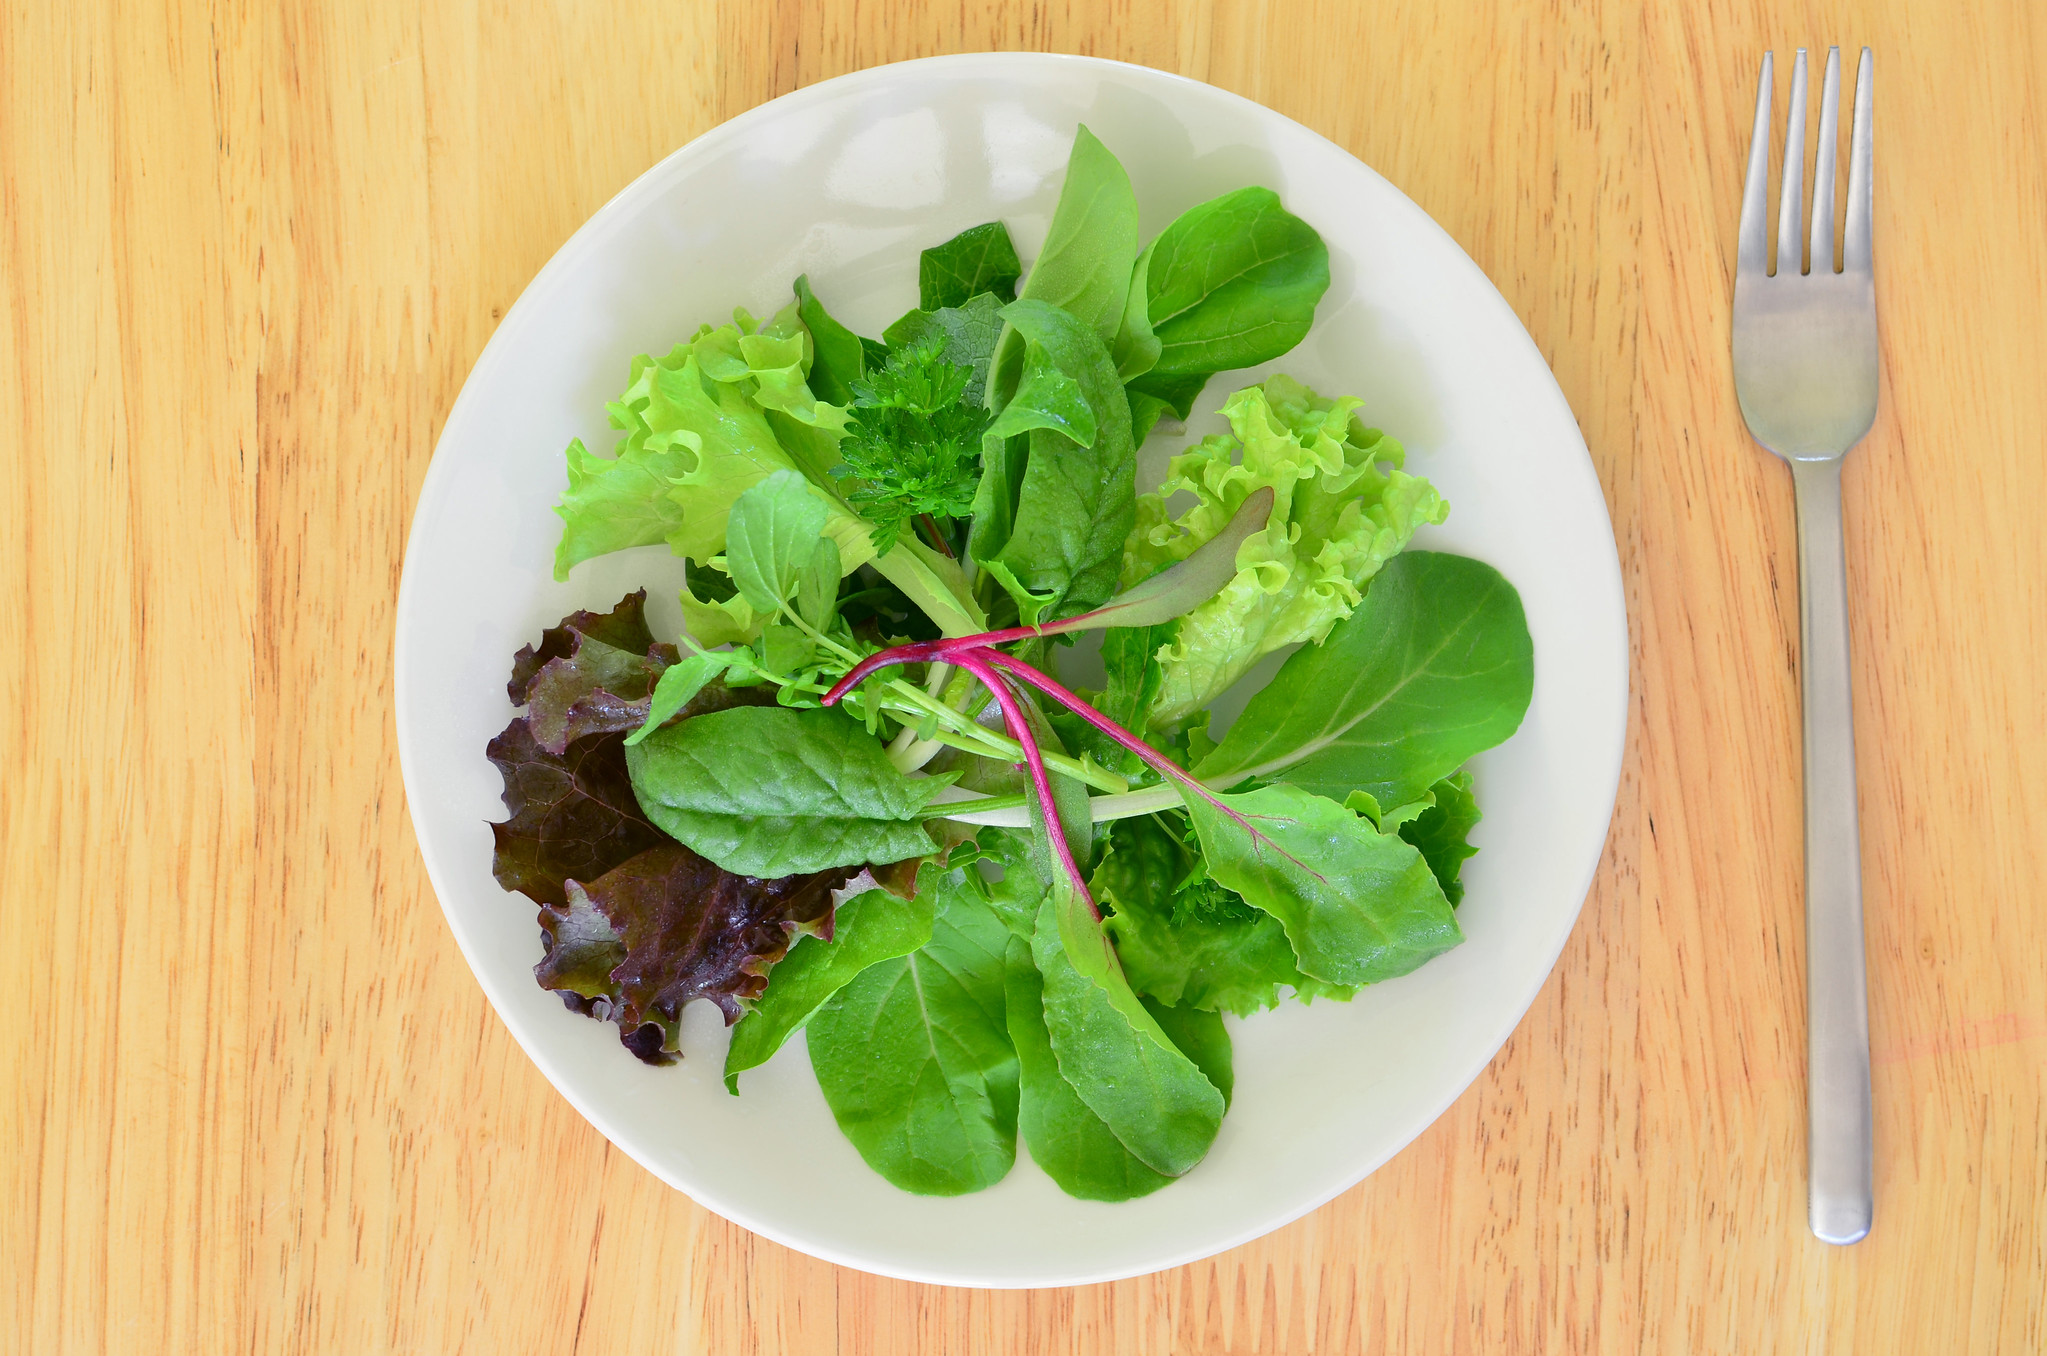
xmin=553 ymin=304 xmax=984 ymax=637
xmin=1122 ymin=374 xmax=1447 ymax=725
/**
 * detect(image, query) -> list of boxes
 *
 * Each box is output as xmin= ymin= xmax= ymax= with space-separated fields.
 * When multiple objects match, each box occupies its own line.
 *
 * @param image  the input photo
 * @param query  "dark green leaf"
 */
xmin=1180 ymin=783 xmax=1461 ymax=987
xmin=1031 ymin=887 xmax=1224 ymax=1177
xmin=881 ymin=292 xmax=1004 ymax=407
xmin=1139 ymin=998 xmax=1233 ymax=1110
xmin=969 ymin=299 xmax=1135 ymax=622
xmin=1194 ymin=551 xmax=1534 ymax=809
xmin=1002 ymin=936 xmax=1173 ymax=1201
xmin=1094 ymin=813 xmax=1342 ymax=1015
xmin=792 ymin=274 xmax=866 ymax=405
xmin=724 ymin=866 xmax=939 ymax=1091
xmin=1140 ymin=187 xmax=1329 ymax=376
xmin=806 ymin=880 xmax=1019 ymax=1195
xmin=1398 ymin=771 xmax=1482 ymax=906
xmin=918 ymin=221 xmax=1022 ymax=310
xmin=625 ymin=705 xmax=946 ymax=876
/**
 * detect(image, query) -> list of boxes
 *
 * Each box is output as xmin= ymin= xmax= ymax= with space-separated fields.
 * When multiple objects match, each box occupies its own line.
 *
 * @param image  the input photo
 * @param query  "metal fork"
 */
xmin=1733 ymin=46 xmax=1878 ymax=1246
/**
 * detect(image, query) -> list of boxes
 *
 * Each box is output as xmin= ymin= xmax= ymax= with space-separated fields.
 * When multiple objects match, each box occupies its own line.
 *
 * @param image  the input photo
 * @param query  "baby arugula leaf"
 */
xmin=723 ymin=864 xmax=940 ymax=1092
xmin=918 ymin=222 xmax=1022 ymax=311
xmin=626 ymin=705 xmax=948 ymax=876
xmin=1031 ymin=888 xmax=1225 ymax=1178
xmin=806 ymin=878 xmax=1020 ymax=1195
xmin=1398 ymin=771 xmax=1482 ymax=907
xmin=1002 ymin=935 xmax=1173 ymax=1201
xmin=1179 ymin=783 xmax=1461 ymax=988
xmin=1194 ymin=551 xmax=1533 ymax=810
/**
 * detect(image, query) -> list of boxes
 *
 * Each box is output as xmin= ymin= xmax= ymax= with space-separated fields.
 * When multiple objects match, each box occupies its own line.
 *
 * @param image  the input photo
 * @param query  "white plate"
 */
xmin=395 ymin=53 xmax=1626 ymax=1289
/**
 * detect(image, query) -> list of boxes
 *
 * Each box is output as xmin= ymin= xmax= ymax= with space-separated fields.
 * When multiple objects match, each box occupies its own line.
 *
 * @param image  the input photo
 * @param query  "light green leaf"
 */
xmin=724 ymin=868 xmax=939 ymax=1092
xmin=988 ymin=125 xmax=1140 ymax=407
xmin=1139 ymin=998 xmax=1233 ymax=1110
xmin=795 ymin=536 xmax=842 ymax=630
xmin=806 ymin=882 xmax=1018 ymax=1195
xmin=1123 ymin=374 xmax=1447 ymax=724
xmin=624 ymin=650 xmax=730 ymax=747
xmin=625 ymin=705 xmax=946 ymax=876
xmin=1195 ymin=551 xmax=1532 ymax=809
xmin=1179 ymin=783 xmax=1461 ymax=987
xmin=725 ymin=470 xmax=830 ymax=611
xmin=553 ymin=435 xmax=693 ymax=581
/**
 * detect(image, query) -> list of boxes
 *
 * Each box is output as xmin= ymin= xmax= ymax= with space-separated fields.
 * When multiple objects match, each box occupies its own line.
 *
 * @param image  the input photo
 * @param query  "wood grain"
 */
xmin=4 ymin=1 xmax=2043 ymax=1351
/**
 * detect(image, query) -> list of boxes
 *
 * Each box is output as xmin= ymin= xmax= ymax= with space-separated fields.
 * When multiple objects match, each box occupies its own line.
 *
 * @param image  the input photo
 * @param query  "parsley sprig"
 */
xmin=832 ymin=337 xmax=989 ymax=556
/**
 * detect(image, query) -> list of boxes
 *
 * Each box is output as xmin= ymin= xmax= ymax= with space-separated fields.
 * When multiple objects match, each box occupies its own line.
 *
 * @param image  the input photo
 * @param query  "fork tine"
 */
xmin=1808 ymin=47 xmax=1842 ymax=274
xmin=1740 ymin=52 xmax=1774 ymax=276
xmin=1777 ymin=49 xmax=1809 ymax=276
xmin=1844 ymin=47 xmax=1875 ymax=273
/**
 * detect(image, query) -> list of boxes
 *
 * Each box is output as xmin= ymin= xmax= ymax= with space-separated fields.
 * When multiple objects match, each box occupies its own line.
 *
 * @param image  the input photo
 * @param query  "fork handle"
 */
xmin=1791 ymin=458 xmax=1874 ymax=1244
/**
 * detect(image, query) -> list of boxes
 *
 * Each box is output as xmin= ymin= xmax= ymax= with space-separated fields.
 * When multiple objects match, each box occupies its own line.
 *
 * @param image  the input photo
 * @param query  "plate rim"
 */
xmin=394 ymin=49 xmax=1629 ymax=1289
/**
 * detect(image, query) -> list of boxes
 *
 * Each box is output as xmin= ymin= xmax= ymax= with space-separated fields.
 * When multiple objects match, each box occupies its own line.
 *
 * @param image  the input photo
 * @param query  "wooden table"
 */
xmin=7 ymin=2 xmax=2043 ymax=1350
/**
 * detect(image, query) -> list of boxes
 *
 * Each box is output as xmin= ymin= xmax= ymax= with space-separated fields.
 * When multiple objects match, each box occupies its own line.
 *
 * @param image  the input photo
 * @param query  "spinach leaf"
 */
xmin=792 ymin=274 xmax=867 ymax=405
xmin=1139 ymin=998 xmax=1233 ymax=1110
xmin=1398 ymin=771 xmax=1482 ymax=907
xmin=1031 ymin=888 xmax=1225 ymax=1177
xmin=1179 ymin=783 xmax=1461 ymax=987
xmin=881 ymin=292 xmax=1004 ymax=407
xmin=806 ymin=881 xmax=1019 ymax=1195
xmin=988 ymin=125 xmax=1140 ymax=408
xmin=724 ymin=866 xmax=938 ymax=1091
xmin=724 ymin=470 xmax=830 ymax=612
xmin=969 ymin=299 xmax=1136 ymax=622
xmin=1139 ymin=187 xmax=1329 ymax=377
xmin=1002 ymin=936 xmax=1172 ymax=1201
xmin=1194 ymin=551 xmax=1533 ymax=809
xmin=625 ymin=705 xmax=946 ymax=876
xmin=918 ymin=222 xmax=1022 ymax=310
xmin=1094 ymin=813 xmax=1341 ymax=1015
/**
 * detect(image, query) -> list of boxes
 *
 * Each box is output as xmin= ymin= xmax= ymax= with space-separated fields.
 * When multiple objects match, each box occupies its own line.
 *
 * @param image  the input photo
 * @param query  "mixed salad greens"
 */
xmin=487 ymin=127 xmax=1534 ymax=1200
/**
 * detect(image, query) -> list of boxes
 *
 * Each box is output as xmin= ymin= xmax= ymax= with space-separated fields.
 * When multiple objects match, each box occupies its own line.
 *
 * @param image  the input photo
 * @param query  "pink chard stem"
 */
xmin=944 ymin=650 xmax=1096 ymax=917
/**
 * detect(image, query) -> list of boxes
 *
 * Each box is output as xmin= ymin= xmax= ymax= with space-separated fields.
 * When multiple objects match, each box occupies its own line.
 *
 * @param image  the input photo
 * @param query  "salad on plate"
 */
xmin=486 ymin=126 xmax=1534 ymax=1201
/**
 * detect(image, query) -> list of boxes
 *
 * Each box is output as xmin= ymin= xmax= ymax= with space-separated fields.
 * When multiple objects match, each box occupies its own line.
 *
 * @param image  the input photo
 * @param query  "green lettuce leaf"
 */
xmin=1178 ymin=783 xmax=1461 ymax=987
xmin=1194 ymin=551 xmax=1532 ymax=809
xmin=625 ymin=705 xmax=946 ymax=876
xmin=1123 ymin=374 xmax=1447 ymax=724
xmin=723 ymin=864 xmax=939 ymax=1091
xmin=806 ymin=878 xmax=1019 ymax=1195
xmin=918 ymin=222 xmax=1022 ymax=311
